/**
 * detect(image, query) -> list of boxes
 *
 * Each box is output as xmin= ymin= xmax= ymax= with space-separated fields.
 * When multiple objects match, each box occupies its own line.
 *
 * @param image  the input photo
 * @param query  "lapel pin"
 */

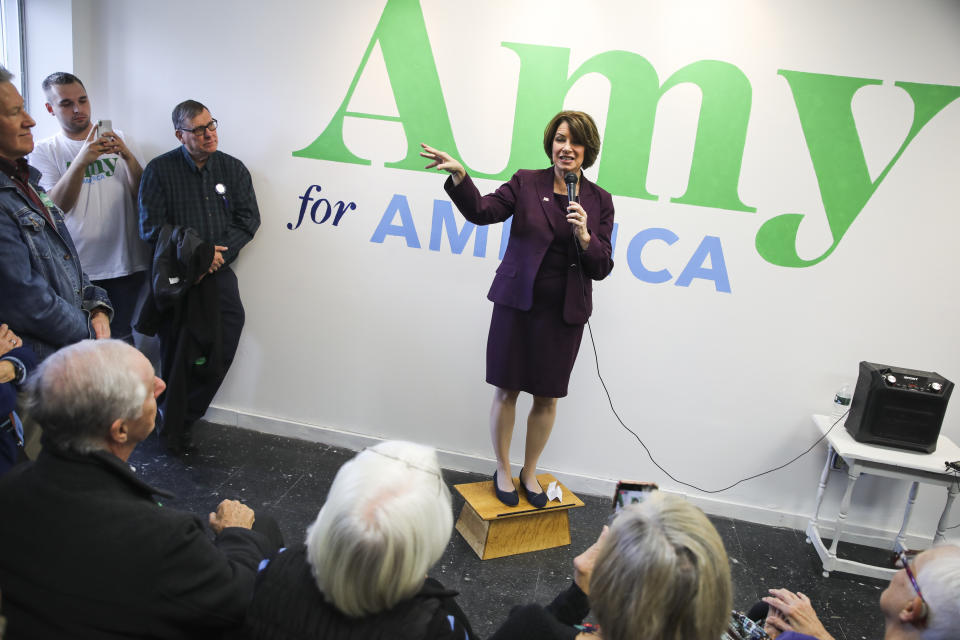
xmin=215 ymin=183 xmax=229 ymax=210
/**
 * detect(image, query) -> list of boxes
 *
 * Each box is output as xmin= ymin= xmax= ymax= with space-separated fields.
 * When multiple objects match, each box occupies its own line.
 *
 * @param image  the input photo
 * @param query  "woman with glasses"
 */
xmin=240 ymin=440 xmax=475 ymax=640
xmin=762 ymin=544 xmax=960 ymax=640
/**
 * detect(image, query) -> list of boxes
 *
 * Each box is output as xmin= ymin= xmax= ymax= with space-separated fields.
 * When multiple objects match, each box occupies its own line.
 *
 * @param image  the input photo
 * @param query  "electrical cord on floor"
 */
xmin=570 ymin=232 xmax=845 ymax=494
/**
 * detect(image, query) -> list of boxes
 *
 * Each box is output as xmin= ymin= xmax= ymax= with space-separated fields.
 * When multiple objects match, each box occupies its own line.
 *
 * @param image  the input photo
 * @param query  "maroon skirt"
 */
xmin=485 ymin=271 xmax=584 ymax=398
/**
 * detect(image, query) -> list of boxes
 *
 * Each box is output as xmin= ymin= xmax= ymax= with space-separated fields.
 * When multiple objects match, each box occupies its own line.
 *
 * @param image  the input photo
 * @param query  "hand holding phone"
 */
xmin=96 ymin=119 xmax=125 ymax=156
xmin=97 ymin=119 xmax=113 ymax=137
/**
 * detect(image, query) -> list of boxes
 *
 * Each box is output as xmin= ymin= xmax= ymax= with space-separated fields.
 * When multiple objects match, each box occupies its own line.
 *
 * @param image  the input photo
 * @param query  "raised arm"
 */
xmin=106 ymin=131 xmax=143 ymax=197
xmin=35 ymin=126 xmax=113 ymax=214
xmin=421 ymin=143 xmax=465 ymax=185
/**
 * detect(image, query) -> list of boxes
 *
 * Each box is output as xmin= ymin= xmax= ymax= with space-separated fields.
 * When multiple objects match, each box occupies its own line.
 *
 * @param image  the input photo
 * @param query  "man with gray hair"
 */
xmin=0 ymin=65 xmax=112 ymax=362
xmin=138 ymin=99 xmax=260 ymax=454
xmin=0 ymin=339 xmax=279 ymax=637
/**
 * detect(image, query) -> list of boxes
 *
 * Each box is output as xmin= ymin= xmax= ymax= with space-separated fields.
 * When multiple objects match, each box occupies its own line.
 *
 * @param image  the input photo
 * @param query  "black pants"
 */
xmin=188 ymin=267 xmax=244 ymax=424
xmin=160 ymin=267 xmax=245 ymax=428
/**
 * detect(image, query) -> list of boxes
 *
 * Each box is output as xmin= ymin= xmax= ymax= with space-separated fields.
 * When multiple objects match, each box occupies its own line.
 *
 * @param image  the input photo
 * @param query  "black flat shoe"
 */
xmin=165 ymin=432 xmax=198 ymax=456
xmin=493 ymin=470 xmax=519 ymax=507
xmin=519 ymin=468 xmax=548 ymax=509
xmin=163 ymin=422 xmax=198 ymax=456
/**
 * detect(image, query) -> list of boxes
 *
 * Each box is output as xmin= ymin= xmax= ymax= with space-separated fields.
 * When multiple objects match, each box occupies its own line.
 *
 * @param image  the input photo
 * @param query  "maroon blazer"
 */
xmin=445 ymin=168 xmax=615 ymax=324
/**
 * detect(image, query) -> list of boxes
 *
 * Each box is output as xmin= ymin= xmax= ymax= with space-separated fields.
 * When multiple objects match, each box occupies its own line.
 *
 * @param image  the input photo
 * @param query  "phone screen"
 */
xmin=613 ymin=481 xmax=658 ymax=512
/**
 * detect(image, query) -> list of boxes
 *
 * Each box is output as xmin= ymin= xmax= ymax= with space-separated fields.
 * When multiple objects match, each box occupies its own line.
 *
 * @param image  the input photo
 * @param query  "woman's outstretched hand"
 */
xmin=421 ymin=143 xmax=465 ymax=186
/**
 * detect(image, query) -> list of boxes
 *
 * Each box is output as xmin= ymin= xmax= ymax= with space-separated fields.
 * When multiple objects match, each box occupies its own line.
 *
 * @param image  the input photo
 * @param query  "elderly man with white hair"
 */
xmin=763 ymin=544 xmax=960 ymax=640
xmin=0 ymin=339 xmax=280 ymax=638
xmin=241 ymin=440 xmax=476 ymax=639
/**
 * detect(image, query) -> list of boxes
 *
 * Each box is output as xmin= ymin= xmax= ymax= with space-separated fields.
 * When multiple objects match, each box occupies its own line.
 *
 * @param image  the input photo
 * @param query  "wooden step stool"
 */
xmin=454 ymin=473 xmax=584 ymax=560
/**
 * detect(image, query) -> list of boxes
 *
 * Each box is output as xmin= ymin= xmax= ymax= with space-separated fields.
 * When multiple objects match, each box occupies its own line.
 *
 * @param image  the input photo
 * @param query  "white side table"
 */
xmin=806 ymin=414 xmax=960 ymax=579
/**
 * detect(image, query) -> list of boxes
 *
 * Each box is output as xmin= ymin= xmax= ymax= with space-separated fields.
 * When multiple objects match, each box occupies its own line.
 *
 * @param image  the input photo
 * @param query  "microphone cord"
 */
xmin=569 ymin=219 xmax=844 ymax=494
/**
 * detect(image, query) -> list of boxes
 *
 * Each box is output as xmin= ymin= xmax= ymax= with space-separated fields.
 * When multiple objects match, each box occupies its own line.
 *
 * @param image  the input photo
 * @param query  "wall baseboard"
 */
xmin=204 ymin=406 xmax=947 ymax=550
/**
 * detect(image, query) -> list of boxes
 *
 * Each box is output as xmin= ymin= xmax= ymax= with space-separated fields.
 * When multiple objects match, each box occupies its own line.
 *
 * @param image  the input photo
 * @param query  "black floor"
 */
xmin=130 ymin=421 xmax=888 ymax=640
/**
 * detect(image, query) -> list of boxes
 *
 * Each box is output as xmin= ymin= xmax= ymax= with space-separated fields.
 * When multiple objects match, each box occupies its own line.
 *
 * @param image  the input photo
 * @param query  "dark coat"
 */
xmin=487 ymin=583 xmax=589 ymax=640
xmin=445 ymin=168 xmax=615 ymax=324
xmin=135 ymin=224 xmax=221 ymax=448
xmin=135 ymin=224 xmax=214 ymax=336
xmin=240 ymin=545 xmax=475 ymax=640
xmin=0 ymin=444 xmax=277 ymax=638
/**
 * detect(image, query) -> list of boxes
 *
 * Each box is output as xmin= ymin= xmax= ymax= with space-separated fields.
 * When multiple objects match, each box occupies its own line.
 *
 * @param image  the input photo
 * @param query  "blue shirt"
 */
xmin=138 ymin=146 xmax=260 ymax=265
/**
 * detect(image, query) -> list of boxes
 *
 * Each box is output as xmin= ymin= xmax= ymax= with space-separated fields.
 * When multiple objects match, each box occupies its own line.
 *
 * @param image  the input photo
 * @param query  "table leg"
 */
xmin=829 ymin=464 xmax=860 ymax=557
xmin=894 ymin=481 xmax=919 ymax=552
xmin=934 ymin=481 xmax=959 ymax=543
xmin=807 ymin=444 xmax=834 ymax=544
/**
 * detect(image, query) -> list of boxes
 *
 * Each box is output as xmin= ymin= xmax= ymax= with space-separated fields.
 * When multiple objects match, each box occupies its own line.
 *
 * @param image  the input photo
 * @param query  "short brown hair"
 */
xmin=542 ymin=110 xmax=601 ymax=169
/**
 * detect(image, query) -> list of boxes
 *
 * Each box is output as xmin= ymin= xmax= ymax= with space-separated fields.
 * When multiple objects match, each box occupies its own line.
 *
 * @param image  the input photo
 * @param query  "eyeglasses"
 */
xmin=362 ymin=447 xmax=445 ymax=494
xmin=363 ymin=447 xmax=442 ymax=478
xmin=897 ymin=550 xmax=926 ymax=603
xmin=179 ymin=119 xmax=218 ymax=136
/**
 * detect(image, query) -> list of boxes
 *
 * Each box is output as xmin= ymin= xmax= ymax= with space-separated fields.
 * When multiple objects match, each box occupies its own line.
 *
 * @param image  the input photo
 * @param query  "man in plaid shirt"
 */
xmin=138 ymin=99 xmax=260 ymax=454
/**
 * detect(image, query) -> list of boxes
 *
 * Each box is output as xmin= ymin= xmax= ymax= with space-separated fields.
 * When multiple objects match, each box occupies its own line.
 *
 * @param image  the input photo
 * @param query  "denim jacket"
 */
xmin=0 ymin=164 xmax=112 ymax=361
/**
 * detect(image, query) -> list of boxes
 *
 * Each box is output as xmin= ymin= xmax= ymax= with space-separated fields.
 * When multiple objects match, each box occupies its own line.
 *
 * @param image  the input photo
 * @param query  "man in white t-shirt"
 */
xmin=30 ymin=72 xmax=149 ymax=343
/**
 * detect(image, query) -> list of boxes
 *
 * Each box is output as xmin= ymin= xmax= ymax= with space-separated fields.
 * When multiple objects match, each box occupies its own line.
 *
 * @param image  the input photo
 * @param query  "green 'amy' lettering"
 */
xmin=756 ymin=71 xmax=960 ymax=267
xmin=292 ymin=0 xmax=458 ymax=168
xmin=503 ymin=46 xmax=755 ymax=211
xmin=294 ymin=0 xmax=960 ymax=268
xmin=294 ymin=0 xmax=754 ymax=213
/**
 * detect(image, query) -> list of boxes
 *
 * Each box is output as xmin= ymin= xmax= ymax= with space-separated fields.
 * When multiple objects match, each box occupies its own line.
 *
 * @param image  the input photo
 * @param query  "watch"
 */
xmin=3 ymin=357 xmax=26 ymax=384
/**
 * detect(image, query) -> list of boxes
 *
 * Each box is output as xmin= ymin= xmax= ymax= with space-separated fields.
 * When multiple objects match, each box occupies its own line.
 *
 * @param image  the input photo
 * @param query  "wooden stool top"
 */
xmin=454 ymin=473 xmax=585 ymax=520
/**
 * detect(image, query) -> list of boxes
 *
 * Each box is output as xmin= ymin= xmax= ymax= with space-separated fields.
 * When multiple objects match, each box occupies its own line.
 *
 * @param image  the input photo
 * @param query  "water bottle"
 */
xmin=832 ymin=384 xmax=852 ymax=418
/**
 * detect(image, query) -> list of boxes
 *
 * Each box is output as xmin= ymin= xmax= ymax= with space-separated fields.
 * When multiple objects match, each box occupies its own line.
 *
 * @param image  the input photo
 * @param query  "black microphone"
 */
xmin=564 ymin=171 xmax=578 ymax=204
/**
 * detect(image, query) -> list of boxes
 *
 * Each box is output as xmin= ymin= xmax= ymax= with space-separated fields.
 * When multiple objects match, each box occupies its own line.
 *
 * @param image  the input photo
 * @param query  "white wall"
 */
xmin=21 ymin=0 xmax=72 ymax=139
xmin=53 ymin=0 xmax=960 ymax=544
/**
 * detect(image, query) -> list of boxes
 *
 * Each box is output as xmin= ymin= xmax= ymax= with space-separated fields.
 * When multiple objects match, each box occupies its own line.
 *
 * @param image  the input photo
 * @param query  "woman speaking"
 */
xmin=421 ymin=111 xmax=615 ymax=508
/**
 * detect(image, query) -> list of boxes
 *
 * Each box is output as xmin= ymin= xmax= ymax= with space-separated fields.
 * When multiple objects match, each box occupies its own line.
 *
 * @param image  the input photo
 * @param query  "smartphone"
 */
xmin=612 ymin=480 xmax=658 ymax=512
xmin=97 ymin=119 xmax=114 ymax=139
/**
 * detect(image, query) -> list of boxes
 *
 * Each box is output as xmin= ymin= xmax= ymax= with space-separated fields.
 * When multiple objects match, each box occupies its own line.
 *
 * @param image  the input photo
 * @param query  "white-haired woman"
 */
xmin=490 ymin=492 xmax=733 ymax=640
xmin=241 ymin=440 xmax=474 ymax=640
